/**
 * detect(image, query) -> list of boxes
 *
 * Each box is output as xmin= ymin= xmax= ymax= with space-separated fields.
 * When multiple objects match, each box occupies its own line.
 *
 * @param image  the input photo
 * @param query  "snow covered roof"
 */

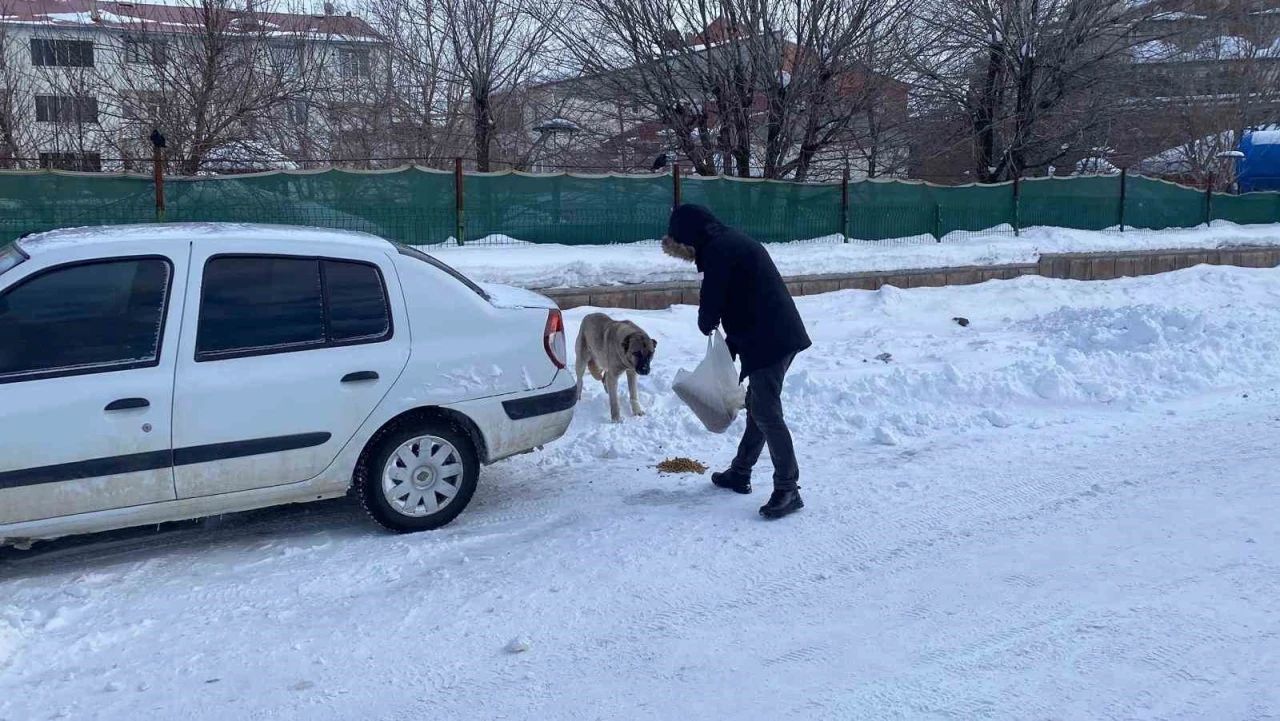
xmin=17 ymin=222 xmax=390 ymax=256
xmin=533 ymin=118 xmax=582 ymax=134
xmin=1133 ymin=34 xmax=1280 ymax=63
xmin=0 ymin=0 xmax=379 ymax=41
xmin=1251 ymin=130 xmax=1280 ymax=145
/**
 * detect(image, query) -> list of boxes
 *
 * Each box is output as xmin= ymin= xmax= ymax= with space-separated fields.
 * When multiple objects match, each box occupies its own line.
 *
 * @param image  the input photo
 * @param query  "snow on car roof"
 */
xmin=16 ymin=223 xmax=393 ymax=255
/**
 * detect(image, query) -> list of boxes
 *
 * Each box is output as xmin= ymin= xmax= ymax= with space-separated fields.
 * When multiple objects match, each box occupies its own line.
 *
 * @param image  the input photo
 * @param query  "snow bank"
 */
xmin=0 ymin=620 xmax=20 ymax=669
xmin=546 ymin=264 xmax=1280 ymax=469
xmin=429 ymin=222 xmax=1280 ymax=290
xmin=3 ymin=265 xmax=1280 ymax=721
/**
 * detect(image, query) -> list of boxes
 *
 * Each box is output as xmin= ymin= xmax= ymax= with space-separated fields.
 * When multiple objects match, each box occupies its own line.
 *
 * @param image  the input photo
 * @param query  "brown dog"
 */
xmin=575 ymin=313 xmax=658 ymax=422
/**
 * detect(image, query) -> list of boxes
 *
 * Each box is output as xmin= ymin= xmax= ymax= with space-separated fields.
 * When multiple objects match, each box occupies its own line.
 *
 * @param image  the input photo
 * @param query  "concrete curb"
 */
xmin=541 ymin=246 xmax=1280 ymax=310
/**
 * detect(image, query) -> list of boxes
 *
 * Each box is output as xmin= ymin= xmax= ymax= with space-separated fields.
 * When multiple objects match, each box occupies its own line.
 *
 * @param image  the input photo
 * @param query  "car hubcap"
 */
xmin=382 ymin=435 xmax=464 ymax=517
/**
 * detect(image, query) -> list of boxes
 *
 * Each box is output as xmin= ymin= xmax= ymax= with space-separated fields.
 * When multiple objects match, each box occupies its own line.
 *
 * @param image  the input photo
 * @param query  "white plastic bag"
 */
xmin=672 ymin=330 xmax=748 ymax=433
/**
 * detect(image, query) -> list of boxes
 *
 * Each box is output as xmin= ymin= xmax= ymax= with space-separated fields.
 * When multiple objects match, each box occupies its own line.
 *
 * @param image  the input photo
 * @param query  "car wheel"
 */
xmin=356 ymin=421 xmax=480 ymax=532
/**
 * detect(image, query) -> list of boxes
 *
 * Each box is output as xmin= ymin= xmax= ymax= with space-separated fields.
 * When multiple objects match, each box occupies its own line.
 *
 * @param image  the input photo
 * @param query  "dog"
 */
xmin=575 ymin=313 xmax=658 ymax=423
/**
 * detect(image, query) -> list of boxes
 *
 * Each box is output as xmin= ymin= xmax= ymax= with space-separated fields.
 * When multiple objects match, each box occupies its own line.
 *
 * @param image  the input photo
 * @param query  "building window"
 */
xmin=339 ymin=48 xmax=372 ymax=80
xmin=37 ymin=152 xmax=103 ymax=172
xmin=286 ymin=100 xmax=309 ymax=127
xmin=30 ymin=38 xmax=94 ymax=67
xmin=35 ymin=96 xmax=99 ymax=124
xmin=125 ymin=38 xmax=167 ymax=65
xmin=123 ymin=91 xmax=164 ymax=122
xmin=271 ymin=44 xmax=301 ymax=71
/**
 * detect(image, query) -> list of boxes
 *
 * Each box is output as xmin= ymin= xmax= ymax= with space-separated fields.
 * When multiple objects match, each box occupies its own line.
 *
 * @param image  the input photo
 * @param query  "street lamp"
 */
xmin=1215 ymin=150 xmax=1245 ymax=194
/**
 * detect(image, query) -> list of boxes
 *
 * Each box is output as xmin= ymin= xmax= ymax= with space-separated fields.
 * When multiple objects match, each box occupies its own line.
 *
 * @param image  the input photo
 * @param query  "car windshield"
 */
xmin=0 ymin=243 xmax=26 ymax=278
xmin=393 ymin=243 xmax=489 ymax=301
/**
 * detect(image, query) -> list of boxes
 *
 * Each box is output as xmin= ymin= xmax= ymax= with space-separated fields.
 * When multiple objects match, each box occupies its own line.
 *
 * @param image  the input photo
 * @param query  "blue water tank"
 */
xmin=1237 ymin=129 xmax=1280 ymax=192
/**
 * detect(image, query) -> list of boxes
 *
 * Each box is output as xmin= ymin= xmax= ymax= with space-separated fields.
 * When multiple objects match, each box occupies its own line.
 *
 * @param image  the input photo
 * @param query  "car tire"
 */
xmin=356 ymin=420 xmax=480 ymax=533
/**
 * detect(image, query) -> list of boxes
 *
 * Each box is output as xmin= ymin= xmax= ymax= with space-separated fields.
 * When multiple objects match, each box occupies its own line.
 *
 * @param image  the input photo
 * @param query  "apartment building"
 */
xmin=0 ymin=0 xmax=383 ymax=172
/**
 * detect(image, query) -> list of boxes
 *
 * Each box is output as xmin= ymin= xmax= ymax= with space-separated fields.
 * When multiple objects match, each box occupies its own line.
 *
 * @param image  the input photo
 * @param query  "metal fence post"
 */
xmin=1119 ymin=167 xmax=1127 ymax=232
xmin=672 ymin=163 xmax=682 ymax=208
xmin=840 ymin=165 xmax=850 ymax=242
xmin=1205 ymin=172 xmax=1214 ymax=226
xmin=454 ymin=157 xmax=465 ymax=246
xmin=1012 ymin=173 xmax=1021 ymax=237
xmin=151 ymin=130 xmax=166 ymax=223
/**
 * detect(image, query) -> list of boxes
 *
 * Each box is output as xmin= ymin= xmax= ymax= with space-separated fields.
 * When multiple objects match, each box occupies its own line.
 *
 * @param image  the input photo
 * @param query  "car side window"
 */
xmin=196 ymin=255 xmax=392 ymax=362
xmin=323 ymin=259 xmax=391 ymax=343
xmin=196 ymin=256 xmax=325 ymax=360
xmin=0 ymin=257 xmax=171 ymax=382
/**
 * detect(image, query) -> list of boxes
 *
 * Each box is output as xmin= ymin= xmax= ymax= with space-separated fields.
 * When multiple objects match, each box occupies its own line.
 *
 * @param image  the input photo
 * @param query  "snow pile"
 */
xmin=0 ymin=619 xmax=21 ymax=670
xmin=544 ymin=265 xmax=1280 ymax=470
xmin=2 ymin=265 xmax=1280 ymax=721
xmin=429 ymin=222 xmax=1280 ymax=290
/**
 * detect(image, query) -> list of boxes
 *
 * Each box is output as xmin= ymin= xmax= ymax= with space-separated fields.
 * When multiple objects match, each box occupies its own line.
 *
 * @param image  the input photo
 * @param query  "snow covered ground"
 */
xmin=430 ymin=221 xmax=1280 ymax=289
xmin=4 ymin=266 xmax=1280 ymax=720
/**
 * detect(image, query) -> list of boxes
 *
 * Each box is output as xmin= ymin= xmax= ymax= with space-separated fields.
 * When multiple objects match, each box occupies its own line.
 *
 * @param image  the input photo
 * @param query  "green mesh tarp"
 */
xmin=934 ymin=183 xmax=1016 ymax=237
xmin=1125 ymin=177 xmax=1207 ymax=230
xmin=845 ymin=181 xmax=1017 ymax=240
xmin=463 ymin=172 xmax=669 ymax=244
xmin=0 ymin=171 xmax=156 ymax=240
xmin=1211 ymin=191 xmax=1280 ymax=226
xmin=845 ymin=180 xmax=936 ymax=240
xmin=1 ymin=168 xmax=1277 ymax=246
xmin=167 ymin=167 xmax=456 ymax=245
xmin=681 ymin=176 xmax=842 ymax=242
xmin=1020 ymin=175 xmax=1124 ymax=231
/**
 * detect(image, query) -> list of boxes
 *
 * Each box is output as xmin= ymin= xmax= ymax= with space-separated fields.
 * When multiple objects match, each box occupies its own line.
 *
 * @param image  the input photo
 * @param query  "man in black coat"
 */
xmin=664 ymin=204 xmax=811 ymax=519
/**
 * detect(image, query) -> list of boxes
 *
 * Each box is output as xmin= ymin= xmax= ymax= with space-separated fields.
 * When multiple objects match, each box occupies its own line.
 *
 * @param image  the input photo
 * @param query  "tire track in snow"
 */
xmin=626 ymin=415 xmax=1263 ymax=673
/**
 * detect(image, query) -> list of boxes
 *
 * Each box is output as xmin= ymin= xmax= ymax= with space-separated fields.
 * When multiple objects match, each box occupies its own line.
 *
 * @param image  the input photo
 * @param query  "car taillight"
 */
xmin=544 ymin=310 xmax=567 ymax=369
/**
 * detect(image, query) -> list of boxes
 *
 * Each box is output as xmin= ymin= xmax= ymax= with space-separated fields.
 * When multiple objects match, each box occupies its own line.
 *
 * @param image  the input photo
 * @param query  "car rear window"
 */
xmin=323 ymin=259 xmax=391 ymax=342
xmin=197 ymin=256 xmax=326 ymax=359
xmin=196 ymin=255 xmax=393 ymax=361
xmin=0 ymin=244 xmax=25 ymax=277
xmin=394 ymin=243 xmax=489 ymax=301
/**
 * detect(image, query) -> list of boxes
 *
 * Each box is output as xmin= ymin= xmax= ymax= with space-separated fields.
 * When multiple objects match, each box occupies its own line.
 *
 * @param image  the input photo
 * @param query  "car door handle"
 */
xmin=105 ymin=398 xmax=150 ymax=411
xmin=341 ymin=371 xmax=379 ymax=383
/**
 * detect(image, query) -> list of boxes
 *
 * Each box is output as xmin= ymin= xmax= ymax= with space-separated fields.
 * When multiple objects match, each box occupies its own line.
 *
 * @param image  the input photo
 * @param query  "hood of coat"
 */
xmin=666 ymin=204 xmax=723 ymax=254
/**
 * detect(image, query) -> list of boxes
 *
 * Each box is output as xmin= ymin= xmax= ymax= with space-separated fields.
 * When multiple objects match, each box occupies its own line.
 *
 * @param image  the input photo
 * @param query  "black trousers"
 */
xmin=729 ymin=353 xmax=799 ymax=491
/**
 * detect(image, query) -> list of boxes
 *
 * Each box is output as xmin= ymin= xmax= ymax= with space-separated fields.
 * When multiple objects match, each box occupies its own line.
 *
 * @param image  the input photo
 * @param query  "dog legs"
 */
xmin=574 ymin=352 xmax=588 ymax=400
xmin=627 ymin=369 xmax=645 ymax=416
xmin=605 ymin=372 xmax=623 ymax=422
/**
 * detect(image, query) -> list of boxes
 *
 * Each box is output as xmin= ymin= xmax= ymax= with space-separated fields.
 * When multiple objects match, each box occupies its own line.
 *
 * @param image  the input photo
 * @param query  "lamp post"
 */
xmin=1215 ymin=150 xmax=1245 ymax=195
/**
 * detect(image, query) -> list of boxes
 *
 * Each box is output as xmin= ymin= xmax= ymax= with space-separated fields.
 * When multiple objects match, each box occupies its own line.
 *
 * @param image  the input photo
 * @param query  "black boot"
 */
xmin=759 ymin=489 xmax=803 ymax=519
xmin=711 ymin=469 xmax=752 ymax=494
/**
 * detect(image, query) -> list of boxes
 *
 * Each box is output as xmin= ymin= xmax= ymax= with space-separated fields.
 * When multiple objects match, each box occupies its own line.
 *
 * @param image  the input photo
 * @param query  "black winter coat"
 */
xmin=667 ymin=204 xmax=811 ymax=378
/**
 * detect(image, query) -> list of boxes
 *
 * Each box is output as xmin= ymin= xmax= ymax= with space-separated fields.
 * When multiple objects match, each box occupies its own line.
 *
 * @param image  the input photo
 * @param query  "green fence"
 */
xmin=2 ymin=166 xmax=1278 ymax=246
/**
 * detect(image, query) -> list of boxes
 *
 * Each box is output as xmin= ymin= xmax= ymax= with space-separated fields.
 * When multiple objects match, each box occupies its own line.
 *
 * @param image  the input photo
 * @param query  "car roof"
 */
xmin=15 ymin=223 xmax=394 ymax=257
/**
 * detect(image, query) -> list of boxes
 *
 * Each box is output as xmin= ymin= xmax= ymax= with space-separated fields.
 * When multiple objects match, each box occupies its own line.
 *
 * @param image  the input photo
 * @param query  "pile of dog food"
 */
xmin=656 ymin=457 xmax=708 ymax=474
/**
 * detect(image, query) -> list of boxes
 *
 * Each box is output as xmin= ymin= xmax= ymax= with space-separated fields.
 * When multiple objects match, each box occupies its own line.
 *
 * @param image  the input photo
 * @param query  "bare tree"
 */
xmin=0 ymin=2 xmax=37 ymax=168
xmin=439 ymin=0 xmax=559 ymax=170
xmin=1131 ymin=13 xmax=1280 ymax=188
xmin=548 ymin=0 xmax=910 ymax=179
xmin=25 ymin=27 xmax=107 ymax=170
xmin=104 ymin=0 xmax=339 ymax=174
xmin=367 ymin=0 xmax=471 ymax=165
xmin=908 ymin=0 xmax=1164 ymax=182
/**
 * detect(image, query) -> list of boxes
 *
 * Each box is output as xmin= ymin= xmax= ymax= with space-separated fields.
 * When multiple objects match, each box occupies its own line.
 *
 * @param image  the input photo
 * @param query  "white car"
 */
xmin=0 ymin=224 xmax=576 ymax=546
